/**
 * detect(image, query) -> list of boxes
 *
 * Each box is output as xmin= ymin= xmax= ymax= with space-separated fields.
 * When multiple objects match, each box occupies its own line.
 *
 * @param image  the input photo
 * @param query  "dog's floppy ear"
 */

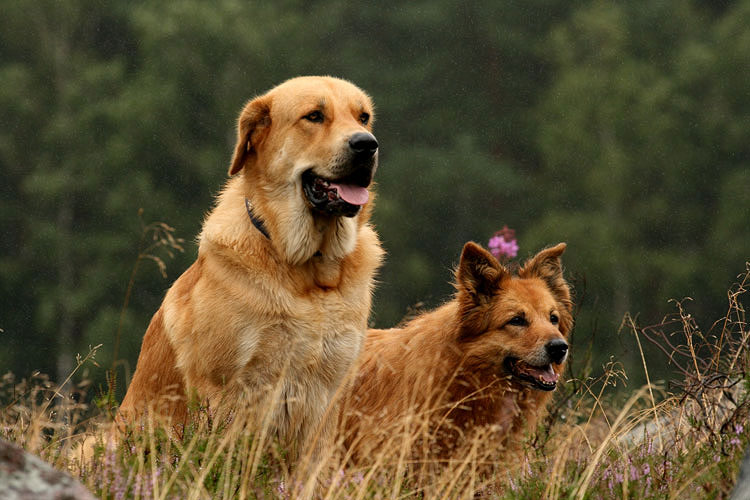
xmin=456 ymin=242 xmax=507 ymax=304
xmin=228 ymin=95 xmax=271 ymax=176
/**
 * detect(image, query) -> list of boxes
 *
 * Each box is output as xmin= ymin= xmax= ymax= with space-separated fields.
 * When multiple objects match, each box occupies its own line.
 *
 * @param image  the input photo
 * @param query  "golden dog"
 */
xmin=120 ymin=76 xmax=384 ymax=456
xmin=342 ymin=242 xmax=572 ymax=462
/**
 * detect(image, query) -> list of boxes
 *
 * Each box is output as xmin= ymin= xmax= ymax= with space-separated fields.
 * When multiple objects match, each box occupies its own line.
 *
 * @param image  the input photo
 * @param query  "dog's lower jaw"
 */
xmin=503 ymin=357 xmax=559 ymax=392
xmin=300 ymin=168 xmax=371 ymax=218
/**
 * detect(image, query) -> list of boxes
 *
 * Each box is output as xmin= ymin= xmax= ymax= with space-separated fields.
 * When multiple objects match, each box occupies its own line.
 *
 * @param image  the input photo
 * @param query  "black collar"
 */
xmin=244 ymin=198 xmax=322 ymax=257
xmin=244 ymin=198 xmax=270 ymax=239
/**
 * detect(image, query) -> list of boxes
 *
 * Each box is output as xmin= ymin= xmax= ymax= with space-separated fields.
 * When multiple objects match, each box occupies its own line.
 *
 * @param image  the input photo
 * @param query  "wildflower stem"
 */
xmin=39 ymin=344 xmax=102 ymax=419
xmin=628 ymin=315 xmax=664 ymax=454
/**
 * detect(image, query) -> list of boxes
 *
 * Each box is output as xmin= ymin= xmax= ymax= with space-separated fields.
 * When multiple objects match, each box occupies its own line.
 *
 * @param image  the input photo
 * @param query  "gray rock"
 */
xmin=733 ymin=447 xmax=750 ymax=500
xmin=0 ymin=439 xmax=95 ymax=500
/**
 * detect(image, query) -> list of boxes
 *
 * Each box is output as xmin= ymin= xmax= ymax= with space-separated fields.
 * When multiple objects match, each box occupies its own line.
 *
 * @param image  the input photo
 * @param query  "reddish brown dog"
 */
xmin=343 ymin=242 xmax=572 ymax=462
xmin=120 ymin=77 xmax=384 ymax=456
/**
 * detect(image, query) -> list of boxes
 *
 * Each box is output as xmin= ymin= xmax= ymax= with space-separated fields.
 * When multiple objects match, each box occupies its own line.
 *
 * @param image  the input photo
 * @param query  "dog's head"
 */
xmin=455 ymin=242 xmax=573 ymax=392
xmin=228 ymin=76 xmax=377 ymax=219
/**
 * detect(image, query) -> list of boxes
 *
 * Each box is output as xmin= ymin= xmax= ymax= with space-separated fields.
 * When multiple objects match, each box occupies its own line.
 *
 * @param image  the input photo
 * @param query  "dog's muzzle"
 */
xmin=302 ymin=132 xmax=378 ymax=217
xmin=504 ymin=340 xmax=568 ymax=392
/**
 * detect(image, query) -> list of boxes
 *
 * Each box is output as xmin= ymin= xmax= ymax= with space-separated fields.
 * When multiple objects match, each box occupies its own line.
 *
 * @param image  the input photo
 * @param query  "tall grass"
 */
xmin=1 ymin=266 xmax=747 ymax=499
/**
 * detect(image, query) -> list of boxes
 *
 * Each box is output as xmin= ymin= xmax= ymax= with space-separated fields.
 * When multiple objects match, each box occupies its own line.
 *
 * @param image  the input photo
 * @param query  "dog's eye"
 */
xmin=507 ymin=316 xmax=527 ymax=327
xmin=303 ymin=111 xmax=324 ymax=123
xmin=359 ymin=112 xmax=370 ymax=126
xmin=550 ymin=313 xmax=559 ymax=325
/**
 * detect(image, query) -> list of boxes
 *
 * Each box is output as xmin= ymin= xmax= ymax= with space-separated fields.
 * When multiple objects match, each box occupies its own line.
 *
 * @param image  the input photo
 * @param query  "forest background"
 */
xmin=1 ymin=0 xmax=748 ymax=399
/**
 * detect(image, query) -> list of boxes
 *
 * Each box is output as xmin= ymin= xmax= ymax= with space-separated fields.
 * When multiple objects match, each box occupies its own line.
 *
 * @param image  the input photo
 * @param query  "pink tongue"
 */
xmin=540 ymin=366 xmax=559 ymax=384
xmin=330 ymin=183 xmax=369 ymax=205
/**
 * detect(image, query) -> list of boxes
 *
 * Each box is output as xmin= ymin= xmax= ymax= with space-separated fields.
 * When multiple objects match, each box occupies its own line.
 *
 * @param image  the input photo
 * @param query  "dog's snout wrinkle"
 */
xmin=348 ymin=132 xmax=378 ymax=156
xmin=545 ymin=339 xmax=568 ymax=364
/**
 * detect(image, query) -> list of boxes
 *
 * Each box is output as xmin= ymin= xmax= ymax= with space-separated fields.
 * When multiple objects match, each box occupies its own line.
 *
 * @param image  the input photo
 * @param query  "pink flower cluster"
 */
xmin=488 ymin=226 xmax=519 ymax=260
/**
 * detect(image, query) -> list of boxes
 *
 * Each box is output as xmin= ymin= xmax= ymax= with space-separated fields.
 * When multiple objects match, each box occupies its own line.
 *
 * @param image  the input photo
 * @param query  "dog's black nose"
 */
xmin=348 ymin=132 xmax=378 ymax=156
xmin=545 ymin=339 xmax=568 ymax=364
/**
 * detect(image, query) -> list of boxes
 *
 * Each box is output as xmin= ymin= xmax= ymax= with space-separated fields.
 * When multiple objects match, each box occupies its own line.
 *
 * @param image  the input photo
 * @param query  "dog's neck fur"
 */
xmin=200 ymin=176 xmax=370 ymax=274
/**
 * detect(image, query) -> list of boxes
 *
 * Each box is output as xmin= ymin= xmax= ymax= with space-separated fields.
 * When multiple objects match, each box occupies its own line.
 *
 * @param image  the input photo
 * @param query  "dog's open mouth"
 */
xmin=301 ymin=169 xmax=370 ymax=217
xmin=504 ymin=357 xmax=559 ymax=391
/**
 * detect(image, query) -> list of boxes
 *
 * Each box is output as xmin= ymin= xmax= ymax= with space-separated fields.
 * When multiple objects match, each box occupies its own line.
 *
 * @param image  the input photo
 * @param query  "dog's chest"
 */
xmin=289 ymin=298 xmax=362 ymax=375
xmin=238 ymin=270 xmax=370 ymax=389
xmin=190 ymin=230 xmax=379 ymax=403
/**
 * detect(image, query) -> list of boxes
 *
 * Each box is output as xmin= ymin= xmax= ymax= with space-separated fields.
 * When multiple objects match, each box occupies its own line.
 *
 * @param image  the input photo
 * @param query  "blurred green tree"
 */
xmin=0 ymin=0 xmax=747 ymax=394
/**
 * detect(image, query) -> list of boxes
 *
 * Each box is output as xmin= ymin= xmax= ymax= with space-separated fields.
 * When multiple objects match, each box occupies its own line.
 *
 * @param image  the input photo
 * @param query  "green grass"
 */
xmin=2 ymin=267 xmax=748 ymax=499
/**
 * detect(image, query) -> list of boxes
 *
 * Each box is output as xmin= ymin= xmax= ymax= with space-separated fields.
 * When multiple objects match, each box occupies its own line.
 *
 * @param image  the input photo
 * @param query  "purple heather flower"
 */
xmin=508 ymin=476 xmax=517 ymax=492
xmin=134 ymin=474 xmax=142 ymax=497
xmin=488 ymin=235 xmax=504 ymax=250
xmin=488 ymin=226 xmax=519 ymax=259
xmin=144 ymin=476 xmax=154 ymax=500
xmin=735 ymin=424 xmax=744 ymax=435
xmin=352 ymin=471 xmax=364 ymax=485
xmin=630 ymin=464 xmax=639 ymax=481
xmin=328 ymin=469 xmax=346 ymax=488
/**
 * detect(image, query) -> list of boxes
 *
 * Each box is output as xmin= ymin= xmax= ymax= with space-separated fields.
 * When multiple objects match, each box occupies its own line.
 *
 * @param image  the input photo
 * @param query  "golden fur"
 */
xmin=342 ymin=242 xmax=572 ymax=462
xmin=120 ymin=76 xmax=384 ymax=455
